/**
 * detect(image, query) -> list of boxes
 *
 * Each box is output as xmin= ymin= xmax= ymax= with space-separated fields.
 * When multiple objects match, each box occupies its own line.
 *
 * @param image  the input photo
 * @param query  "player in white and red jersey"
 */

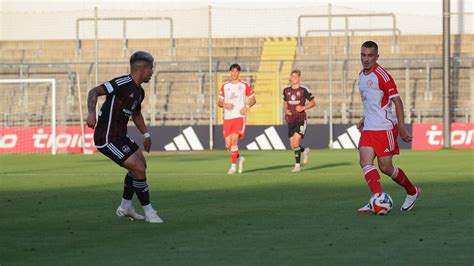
xmin=356 ymin=41 xmax=421 ymax=213
xmin=217 ymin=63 xmax=256 ymax=174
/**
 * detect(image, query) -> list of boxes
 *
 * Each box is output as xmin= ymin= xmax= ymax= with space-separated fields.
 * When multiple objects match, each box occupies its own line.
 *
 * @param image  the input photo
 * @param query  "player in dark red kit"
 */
xmin=86 ymin=51 xmax=163 ymax=223
xmin=282 ymin=70 xmax=315 ymax=172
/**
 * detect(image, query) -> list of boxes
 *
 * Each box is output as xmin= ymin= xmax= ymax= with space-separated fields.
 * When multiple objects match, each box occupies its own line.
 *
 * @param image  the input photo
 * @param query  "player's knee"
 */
xmin=359 ymin=160 xmax=371 ymax=168
xmin=129 ymin=164 xmax=146 ymax=180
xmin=378 ymin=164 xmax=393 ymax=176
xmin=291 ymin=142 xmax=300 ymax=150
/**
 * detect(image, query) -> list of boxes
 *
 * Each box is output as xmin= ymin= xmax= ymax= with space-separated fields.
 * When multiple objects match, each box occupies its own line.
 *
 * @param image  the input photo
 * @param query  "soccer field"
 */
xmin=0 ymin=149 xmax=473 ymax=265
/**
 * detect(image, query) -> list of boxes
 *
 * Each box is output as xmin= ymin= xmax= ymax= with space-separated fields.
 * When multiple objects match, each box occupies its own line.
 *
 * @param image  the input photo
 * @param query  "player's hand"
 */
xmin=223 ymin=103 xmax=234 ymax=110
xmin=239 ymin=106 xmax=249 ymax=115
xmin=86 ymin=113 xmax=96 ymax=129
xmin=356 ymin=118 xmax=364 ymax=132
xmin=143 ymin=137 xmax=151 ymax=153
xmin=399 ymin=127 xmax=412 ymax=143
xmin=295 ymin=105 xmax=306 ymax=112
xmin=285 ymin=109 xmax=293 ymax=116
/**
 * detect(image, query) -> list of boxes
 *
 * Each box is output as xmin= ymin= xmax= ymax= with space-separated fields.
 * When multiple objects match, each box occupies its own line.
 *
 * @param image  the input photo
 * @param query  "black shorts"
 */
xmin=96 ymin=136 xmax=139 ymax=166
xmin=288 ymin=120 xmax=307 ymax=138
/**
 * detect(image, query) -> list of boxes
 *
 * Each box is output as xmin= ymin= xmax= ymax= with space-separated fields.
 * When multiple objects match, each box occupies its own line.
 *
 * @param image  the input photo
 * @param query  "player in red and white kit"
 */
xmin=356 ymin=41 xmax=421 ymax=213
xmin=218 ymin=64 xmax=256 ymax=174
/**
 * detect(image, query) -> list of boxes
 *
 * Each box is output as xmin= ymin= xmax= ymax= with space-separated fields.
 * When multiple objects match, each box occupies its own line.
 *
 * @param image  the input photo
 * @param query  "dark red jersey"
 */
xmin=94 ymin=75 xmax=145 ymax=147
xmin=282 ymin=85 xmax=314 ymax=124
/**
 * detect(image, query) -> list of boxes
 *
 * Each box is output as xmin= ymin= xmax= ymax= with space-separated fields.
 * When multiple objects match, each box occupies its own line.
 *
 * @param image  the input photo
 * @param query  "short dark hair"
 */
xmin=229 ymin=63 xmax=241 ymax=71
xmin=362 ymin=41 xmax=378 ymax=51
xmin=130 ymin=51 xmax=154 ymax=66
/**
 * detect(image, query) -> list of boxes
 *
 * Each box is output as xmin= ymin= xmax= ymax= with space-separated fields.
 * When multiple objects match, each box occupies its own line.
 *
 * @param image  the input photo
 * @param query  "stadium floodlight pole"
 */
xmin=208 ymin=5 xmax=214 ymax=150
xmin=328 ymin=3 xmax=334 ymax=149
xmin=442 ymin=0 xmax=451 ymax=148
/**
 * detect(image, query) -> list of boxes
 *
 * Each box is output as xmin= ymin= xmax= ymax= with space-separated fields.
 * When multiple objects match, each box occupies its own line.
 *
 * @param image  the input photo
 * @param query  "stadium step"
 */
xmin=248 ymin=37 xmax=297 ymax=125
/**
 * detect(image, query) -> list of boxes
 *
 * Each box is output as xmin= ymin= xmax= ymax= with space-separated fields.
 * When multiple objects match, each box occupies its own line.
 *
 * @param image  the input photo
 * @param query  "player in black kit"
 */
xmin=87 ymin=51 xmax=163 ymax=223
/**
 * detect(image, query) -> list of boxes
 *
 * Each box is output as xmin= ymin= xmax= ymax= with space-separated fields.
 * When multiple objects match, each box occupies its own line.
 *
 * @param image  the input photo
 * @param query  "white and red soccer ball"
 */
xmin=369 ymin=192 xmax=393 ymax=215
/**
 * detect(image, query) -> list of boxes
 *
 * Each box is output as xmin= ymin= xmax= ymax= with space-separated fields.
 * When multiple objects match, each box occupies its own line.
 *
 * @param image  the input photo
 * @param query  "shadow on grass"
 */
xmin=244 ymin=164 xmax=295 ymax=173
xmin=305 ymin=162 xmax=352 ymax=171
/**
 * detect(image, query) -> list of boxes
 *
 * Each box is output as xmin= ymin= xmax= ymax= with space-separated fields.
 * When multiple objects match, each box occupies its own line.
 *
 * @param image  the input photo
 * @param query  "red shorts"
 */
xmin=358 ymin=127 xmax=400 ymax=157
xmin=223 ymin=117 xmax=245 ymax=139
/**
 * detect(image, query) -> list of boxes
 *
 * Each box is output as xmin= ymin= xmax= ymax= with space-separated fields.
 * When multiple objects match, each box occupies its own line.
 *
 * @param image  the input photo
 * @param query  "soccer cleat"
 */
xmin=116 ymin=206 xmax=145 ymax=220
xmin=145 ymin=211 xmax=164 ymax=223
xmin=401 ymin=186 xmax=422 ymax=211
xmin=291 ymin=165 xmax=301 ymax=172
xmin=303 ymin=148 xmax=310 ymax=164
xmin=357 ymin=203 xmax=372 ymax=213
xmin=238 ymin=156 xmax=245 ymax=174
xmin=227 ymin=168 xmax=236 ymax=175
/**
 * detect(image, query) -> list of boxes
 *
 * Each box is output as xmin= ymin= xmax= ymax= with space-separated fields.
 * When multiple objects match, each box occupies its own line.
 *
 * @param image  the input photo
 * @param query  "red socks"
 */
xmin=391 ymin=166 xmax=417 ymax=195
xmin=362 ymin=165 xmax=416 ymax=196
xmin=362 ymin=165 xmax=382 ymax=194
xmin=230 ymin=145 xmax=239 ymax=164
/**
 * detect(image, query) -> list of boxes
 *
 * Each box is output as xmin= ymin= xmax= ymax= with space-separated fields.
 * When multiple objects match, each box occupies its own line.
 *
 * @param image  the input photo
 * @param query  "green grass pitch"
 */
xmin=0 ymin=149 xmax=473 ymax=265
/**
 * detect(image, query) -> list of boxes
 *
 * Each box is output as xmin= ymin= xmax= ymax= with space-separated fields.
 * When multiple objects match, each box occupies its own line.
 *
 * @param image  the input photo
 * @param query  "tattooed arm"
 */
xmin=86 ymin=85 xmax=107 ymax=129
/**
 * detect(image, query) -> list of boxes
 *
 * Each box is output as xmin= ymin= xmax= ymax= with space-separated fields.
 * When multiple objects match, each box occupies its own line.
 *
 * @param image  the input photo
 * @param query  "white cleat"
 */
xmin=291 ymin=165 xmax=301 ymax=172
xmin=227 ymin=168 xmax=236 ymax=175
xmin=145 ymin=211 xmax=164 ymax=223
xmin=238 ymin=156 xmax=245 ymax=174
xmin=401 ymin=186 xmax=422 ymax=211
xmin=303 ymin=148 xmax=310 ymax=164
xmin=357 ymin=203 xmax=372 ymax=213
xmin=116 ymin=206 xmax=145 ymax=220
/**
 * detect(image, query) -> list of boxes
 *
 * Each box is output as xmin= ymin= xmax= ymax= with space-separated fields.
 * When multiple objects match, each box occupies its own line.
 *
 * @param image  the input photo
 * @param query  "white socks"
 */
xmin=120 ymin=198 xmax=132 ymax=209
xmin=142 ymin=204 xmax=155 ymax=215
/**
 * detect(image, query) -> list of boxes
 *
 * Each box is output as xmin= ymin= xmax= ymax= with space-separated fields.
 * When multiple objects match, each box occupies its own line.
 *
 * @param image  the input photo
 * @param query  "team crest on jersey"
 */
xmin=122 ymin=145 xmax=130 ymax=153
xmin=296 ymin=91 xmax=301 ymax=97
xmin=367 ymin=80 xmax=373 ymax=88
xmin=238 ymin=85 xmax=243 ymax=91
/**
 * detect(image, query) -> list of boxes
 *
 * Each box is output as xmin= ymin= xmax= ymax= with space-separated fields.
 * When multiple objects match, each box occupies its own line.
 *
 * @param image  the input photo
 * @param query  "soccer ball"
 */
xmin=369 ymin=192 xmax=393 ymax=216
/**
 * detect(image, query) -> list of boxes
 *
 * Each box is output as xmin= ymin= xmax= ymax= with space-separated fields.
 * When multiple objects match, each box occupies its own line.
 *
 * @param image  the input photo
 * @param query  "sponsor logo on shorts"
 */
xmin=122 ymin=145 xmax=131 ymax=153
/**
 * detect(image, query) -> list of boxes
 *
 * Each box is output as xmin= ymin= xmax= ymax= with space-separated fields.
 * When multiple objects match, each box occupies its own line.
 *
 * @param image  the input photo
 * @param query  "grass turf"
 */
xmin=0 ymin=149 xmax=473 ymax=265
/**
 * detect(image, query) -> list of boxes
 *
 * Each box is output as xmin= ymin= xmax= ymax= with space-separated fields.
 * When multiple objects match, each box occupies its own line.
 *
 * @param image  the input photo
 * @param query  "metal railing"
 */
xmin=76 ymin=16 xmax=175 ymax=57
xmin=297 ymin=13 xmax=398 ymax=53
